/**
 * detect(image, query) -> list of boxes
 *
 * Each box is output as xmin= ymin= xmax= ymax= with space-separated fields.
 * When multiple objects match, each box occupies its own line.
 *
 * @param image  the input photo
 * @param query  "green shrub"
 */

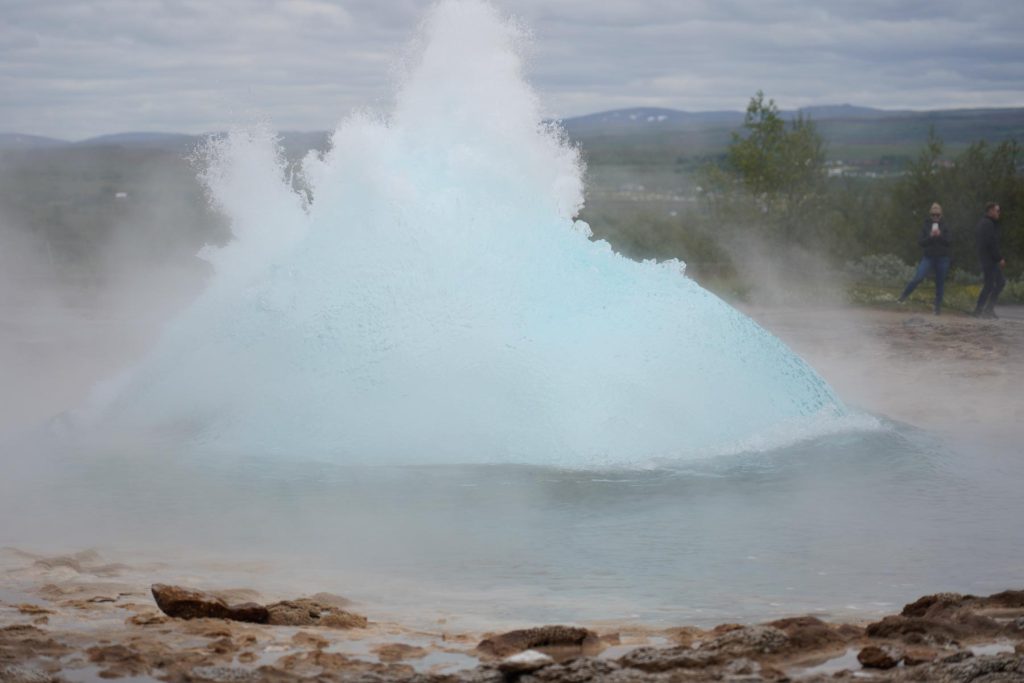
xmin=950 ymin=268 xmax=981 ymax=285
xmin=1005 ymin=278 xmax=1024 ymax=303
xmin=845 ymin=253 xmax=913 ymax=286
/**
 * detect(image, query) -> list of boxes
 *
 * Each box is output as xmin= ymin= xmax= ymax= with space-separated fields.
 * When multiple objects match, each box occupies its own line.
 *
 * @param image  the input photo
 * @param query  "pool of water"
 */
xmin=3 ymin=420 xmax=1022 ymax=631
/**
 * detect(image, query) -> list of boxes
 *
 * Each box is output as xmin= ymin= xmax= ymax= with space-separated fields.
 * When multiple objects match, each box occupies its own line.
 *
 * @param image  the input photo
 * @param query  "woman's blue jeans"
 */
xmin=899 ymin=256 xmax=950 ymax=311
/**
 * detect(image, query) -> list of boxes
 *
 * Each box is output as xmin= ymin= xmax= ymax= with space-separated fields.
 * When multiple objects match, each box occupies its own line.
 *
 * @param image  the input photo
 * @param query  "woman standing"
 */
xmin=898 ymin=202 xmax=952 ymax=315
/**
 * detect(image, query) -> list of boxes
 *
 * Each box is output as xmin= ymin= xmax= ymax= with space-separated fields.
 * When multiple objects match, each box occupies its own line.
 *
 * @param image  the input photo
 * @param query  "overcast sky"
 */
xmin=3 ymin=0 xmax=1023 ymax=140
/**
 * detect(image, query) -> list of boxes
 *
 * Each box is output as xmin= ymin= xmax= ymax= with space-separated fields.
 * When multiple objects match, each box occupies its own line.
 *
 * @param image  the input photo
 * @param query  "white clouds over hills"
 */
xmin=2 ymin=0 xmax=1022 ymax=139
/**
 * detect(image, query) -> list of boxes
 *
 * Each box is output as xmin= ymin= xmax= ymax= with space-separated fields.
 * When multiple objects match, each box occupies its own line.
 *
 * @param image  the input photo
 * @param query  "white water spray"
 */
xmin=86 ymin=0 xmax=847 ymax=466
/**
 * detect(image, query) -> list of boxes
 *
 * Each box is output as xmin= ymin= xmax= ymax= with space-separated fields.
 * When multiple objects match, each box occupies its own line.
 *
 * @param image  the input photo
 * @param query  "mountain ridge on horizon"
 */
xmin=4 ymin=103 xmax=1024 ymax=150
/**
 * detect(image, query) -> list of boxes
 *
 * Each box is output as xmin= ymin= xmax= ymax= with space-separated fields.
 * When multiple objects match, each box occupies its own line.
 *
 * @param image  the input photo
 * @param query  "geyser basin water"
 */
xmin=80 ymin=0 xmax=854 ymax=465
xmin=5 ymin=426 xmax=1024 ymax=630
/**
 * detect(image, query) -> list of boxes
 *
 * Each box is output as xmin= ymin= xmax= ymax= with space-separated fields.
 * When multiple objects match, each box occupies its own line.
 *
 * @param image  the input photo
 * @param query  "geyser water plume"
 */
xmin=85 ymin=0 xmax=850 ymax=466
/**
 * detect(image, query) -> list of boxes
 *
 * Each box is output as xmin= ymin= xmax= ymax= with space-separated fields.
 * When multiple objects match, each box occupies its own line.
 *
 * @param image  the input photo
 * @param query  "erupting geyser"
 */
xmin=85 ymin=0 xmax=847 ymax=466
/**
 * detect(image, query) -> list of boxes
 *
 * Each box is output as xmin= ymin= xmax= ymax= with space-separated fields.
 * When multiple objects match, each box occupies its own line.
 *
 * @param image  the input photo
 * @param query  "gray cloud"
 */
xmin=2 ymin=0 xmax=1022 ymax=139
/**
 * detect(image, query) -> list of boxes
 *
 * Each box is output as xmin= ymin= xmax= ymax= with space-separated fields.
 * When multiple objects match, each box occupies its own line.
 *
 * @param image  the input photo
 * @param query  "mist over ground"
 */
xmin=0 ymin=148 xmax=221 ymax=434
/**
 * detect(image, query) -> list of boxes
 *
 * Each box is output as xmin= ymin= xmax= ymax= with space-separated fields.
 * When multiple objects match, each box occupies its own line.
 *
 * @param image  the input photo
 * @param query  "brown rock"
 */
xmin=664 ymin=626 xmax=701 ymax=647
xmin=210 ymin=588 xmax=262 ymax=604
xmin=151 ymin=584 xmax=268 ymax=623
xmin=275 ymin=649 xmax=352 ymax=674
xmin=723 ymin=657 xmax=761 ymax=677
xmin=617 ymin=645 xmax=718 ymax=672
xmin=902 ymin=647 xmax=940 ymax=666
xmin=908 ymin=653 xmax=1024 ymax=682
xmin=126 ymin=612 xmax=169 ymax=627
xmin=292 ymin=631 xmax=329 ymax=650
xmin=266 ymin=598 xmax=367 ymax=628
xmin=182 ymin=621 xmax=235 ymax=638
xmin=835 ymin=623 xmax=864 ymax=639
xmin=901 ymin=592 xmax=966 ymax=618
xmin=940 ymin=649 xmax=974 ymax=663
xmin=226 ymin=602 xmax=270 ymax=623
xmin=986 ymin=590 xmax=1024 ymax=608
xmin=707 ymin=624 xmax=789 ymax=656
xmin=207 ymin=637 xmax=236 ymax=655
xmin=151 ymin=584 xmax=230 ymax=620
xmin=768 ymin=616 xmax=846 ymax=653
xmin=266 ymin=599 xmax=319 ymax=625
xmin=2 ymin=625 xmax=46 ymax=634
xmin=15 ymin=604 xmax=52 ymax=615
xmin=868 ymin=615 xmax=960 ymax=644
xmin=274 ymin=648 xmax=415 ymax=678
xmin=497 ymin=649 xmax=554 ymax=673
xmin=614 ymin=626 xmax=786 ymax=674
xmin=374 ymin=643 xmax=428 ymax=662
xmin=0 ymin=624 xmax=73 ymax=659
xmin=0 ymin=664 xmax=62 ymax=683
xmin=865 ymin=612 xmax=1002 ymax=645
xmin=520 ymin=657 xmax=617 ymax=681
xmin=887 ymin=589 xmax=1024 ymax=646
xmin=477 ymin=625 xmax=600 ymax=658
xmin=188 ymin=665 xmax=260 ymax=681
xmin=307 ymin=592 xmax=354 ymax=608
xmin=319 ymin=611 xmax=368 ymax=629
xmin=86 ymin=644 xmax=148 ymax=677
xmin=857 ymin=644 xmax=902 ymax=669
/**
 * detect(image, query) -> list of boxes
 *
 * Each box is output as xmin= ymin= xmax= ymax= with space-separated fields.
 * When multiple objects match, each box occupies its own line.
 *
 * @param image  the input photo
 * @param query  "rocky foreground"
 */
xmin=1 ymin=550 xmax=1023 ymax=682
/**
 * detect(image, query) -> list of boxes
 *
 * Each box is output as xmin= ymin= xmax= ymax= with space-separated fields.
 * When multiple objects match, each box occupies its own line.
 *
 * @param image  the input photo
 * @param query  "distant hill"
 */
xmin=556 ymin=104 xmax=905 ymax=136
xmin=793 ymin=104 xmax=907 ymax=120
xmin=0 ymin=133 xmax=71 ymax=150
xmin=558 ymin=108 xmax=744 ymax=134
xmin=73 ymin=132 xmax=201 ymax=153
xmin=44 ymin=130 xmax=334 ymax=158
xmin=558 ymin=105 xmax=1024 ymax=164
xmin=4 ymin=104 xmax=1022 ymax=163
xmin=559 ymin=104 xmax=1024 ymax=132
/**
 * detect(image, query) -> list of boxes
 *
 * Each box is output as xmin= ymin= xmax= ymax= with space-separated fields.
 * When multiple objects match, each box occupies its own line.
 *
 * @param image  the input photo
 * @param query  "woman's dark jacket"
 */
xmin=918 ymin=218 xmax=952 ymax=258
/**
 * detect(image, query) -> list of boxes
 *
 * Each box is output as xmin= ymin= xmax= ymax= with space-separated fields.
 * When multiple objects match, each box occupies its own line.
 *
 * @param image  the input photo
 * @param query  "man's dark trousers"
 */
xmin=975 ymin=262 xmax=1006 ymax=314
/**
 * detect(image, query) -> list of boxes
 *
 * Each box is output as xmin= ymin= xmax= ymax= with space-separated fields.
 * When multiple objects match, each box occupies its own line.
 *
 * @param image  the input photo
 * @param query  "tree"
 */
xmin=949 ymin=139 xmax=1024 ymax=276
xmin=704 ymin=91 xmax=827 ymax=246
xmin=886 ymin=128 xmax=949 ymax=262
xmin=729 ymin=91 xmax=826 ymax=204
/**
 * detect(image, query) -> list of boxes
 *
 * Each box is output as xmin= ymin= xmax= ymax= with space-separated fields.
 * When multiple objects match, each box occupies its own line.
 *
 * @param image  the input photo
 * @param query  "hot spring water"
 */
xmin=6 ymin=425 xmax=1024 ymax=629
xmin=3 ymin=0 xmax=1023 ymax=629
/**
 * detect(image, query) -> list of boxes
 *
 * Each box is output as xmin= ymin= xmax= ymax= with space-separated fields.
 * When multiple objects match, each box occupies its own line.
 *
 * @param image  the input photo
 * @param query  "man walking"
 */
xmin=898 ymin=202 xmax=951 ymax=315
xmin=973 ymin=202 xmax=1005 ymax=319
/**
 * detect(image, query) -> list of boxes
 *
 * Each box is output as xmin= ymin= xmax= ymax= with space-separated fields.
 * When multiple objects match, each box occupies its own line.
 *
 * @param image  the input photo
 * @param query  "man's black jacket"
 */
xmin=975 ymin=215 xmax=1002 ymax=266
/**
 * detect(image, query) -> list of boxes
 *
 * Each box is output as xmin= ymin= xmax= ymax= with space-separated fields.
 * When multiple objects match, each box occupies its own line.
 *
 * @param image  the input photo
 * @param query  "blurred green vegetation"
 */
xmin=0 ymin=146 xmax=229 ymax=286
xmin=2 ymin=100 xmax=1021 ymax=307
xmin=578 ymin=94 xmax=1024 ymax=306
